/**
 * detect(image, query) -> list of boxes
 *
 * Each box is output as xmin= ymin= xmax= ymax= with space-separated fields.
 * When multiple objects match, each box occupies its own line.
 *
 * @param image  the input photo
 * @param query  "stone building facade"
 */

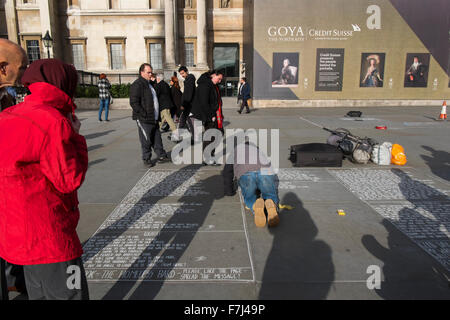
xmin=1 ymin=0 xmax=245 ymax=95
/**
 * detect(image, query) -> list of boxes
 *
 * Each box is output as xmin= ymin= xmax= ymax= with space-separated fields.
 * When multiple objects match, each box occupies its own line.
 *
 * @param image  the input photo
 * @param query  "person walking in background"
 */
xmin=0 ymin=59 xmax=89 ymax=300
xmin=237 ymin=77 xmax=251 ymax=114
xmin=223 ymin=141 xmax=279 ymax=228
xmin=130 ymin=64 xmax=170 ymax=167
xmin=97 ymin=73 xmax=111 ymax=122
xmin=170 ymin=76 xmax=182 ymax=122
xmin=178 ymin=66 xmax=196 ymax=134
xmin=190 ymin=69 xmax=224 ymax=164
xmin=155 ymin=74 xmax=177 ymax=134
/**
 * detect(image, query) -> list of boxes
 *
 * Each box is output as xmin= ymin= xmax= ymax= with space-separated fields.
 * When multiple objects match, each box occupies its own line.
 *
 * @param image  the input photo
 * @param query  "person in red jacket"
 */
xmin=0 ymin=59 xmax=89 ymax=300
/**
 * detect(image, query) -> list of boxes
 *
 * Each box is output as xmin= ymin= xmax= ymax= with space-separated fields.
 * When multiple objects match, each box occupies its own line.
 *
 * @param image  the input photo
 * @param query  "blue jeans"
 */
xmin=99 ymin=98 xmax=110 ymax=121
xmin=239 ymin=171 xmax=278 ymax=213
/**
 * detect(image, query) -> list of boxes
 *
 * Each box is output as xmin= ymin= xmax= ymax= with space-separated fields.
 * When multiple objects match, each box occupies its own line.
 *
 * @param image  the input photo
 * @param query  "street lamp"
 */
xmin=42 ymin=30 xmax=53 ymax=59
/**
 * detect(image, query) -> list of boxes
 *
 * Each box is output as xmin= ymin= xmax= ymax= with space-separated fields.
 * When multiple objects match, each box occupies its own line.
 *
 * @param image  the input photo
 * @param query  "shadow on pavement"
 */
xmin=82 ymin=165 xmax=202 ymax=263
xmin=88 ymin=158 xmax=106 ymax=168
xmin=362 ymin=168 xmax=450 ymax=299
xmin=88 ymin=144 xmax=104 ymax=152
xmin=85 ymin=130 xmax=116 ymax=140
xmin=421 ymin=145 xmax=450 ymax=181
xmin=258 ymin=192 xmax=335 ymax=299
xmin=101 ymin=171 xmax=223 ymax=300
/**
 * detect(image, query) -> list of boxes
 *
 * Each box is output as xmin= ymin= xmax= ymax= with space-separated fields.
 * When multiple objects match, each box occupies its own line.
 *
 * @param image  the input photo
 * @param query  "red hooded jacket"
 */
xmin=0 ymin=62 xmax=88 ymax=265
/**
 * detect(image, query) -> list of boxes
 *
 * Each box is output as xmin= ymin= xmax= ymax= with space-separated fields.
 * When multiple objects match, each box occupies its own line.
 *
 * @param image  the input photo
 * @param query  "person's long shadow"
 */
xmin=392 ymin=168 xmax=449 ymax=234
xmin=82 ymin=164 xmax=202 ymax=263
xmin=101 ymin=172 xmax=223 ymax=300
xmin=258 ymin=192 xmax=334 ymax=299
xmin=362 ymin=168 xmax=450 ymax=299
xmin=85 ymin=130 xmax=115 ymax=140
xmin=421 ymin=145 xmax=450 ymax=182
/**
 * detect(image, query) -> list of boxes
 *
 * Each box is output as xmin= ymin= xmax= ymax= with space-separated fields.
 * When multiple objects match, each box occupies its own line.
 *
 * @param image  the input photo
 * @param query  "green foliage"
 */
xmin=110 ymin=84 xmax=131 ymax=98
xmin=75 ymin=84 xmax=131 ymax=98
xmin=75 ymin=85 xmax=98 ymax=98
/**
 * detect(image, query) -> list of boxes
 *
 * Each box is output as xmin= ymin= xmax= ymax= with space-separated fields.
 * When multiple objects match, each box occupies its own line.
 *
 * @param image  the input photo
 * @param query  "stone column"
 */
xmin=196 ymin=0 xmax=208 ymax=69
xmin=164 ymin=0 xmax=176 ymax=69
xmin=4 ymin=0 xmax=19 ymax=44
xmin=39 ymin=0 xmax=60 ymax=59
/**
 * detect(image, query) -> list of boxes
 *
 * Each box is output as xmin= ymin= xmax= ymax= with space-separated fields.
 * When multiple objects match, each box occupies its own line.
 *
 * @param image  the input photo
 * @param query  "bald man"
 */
xmin=0 ymin=39 xmax=28 ymax=111
xmin=0 ymin=39 xmax=28 ymax=299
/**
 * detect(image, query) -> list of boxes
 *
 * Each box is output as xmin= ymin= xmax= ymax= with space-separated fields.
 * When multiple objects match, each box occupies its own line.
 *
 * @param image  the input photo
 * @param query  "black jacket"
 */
xmin=181 ymin=73 xmax=196 ymax=110
xmin=130 ymin=76 xmax=159 ymax=123
xmin=171 ymin=85 xmax=182 ymax=115
xmin=190 ymin=72 xmax=220 ymax=123
xmin=155 ymin=80 xmax=175 ymax=111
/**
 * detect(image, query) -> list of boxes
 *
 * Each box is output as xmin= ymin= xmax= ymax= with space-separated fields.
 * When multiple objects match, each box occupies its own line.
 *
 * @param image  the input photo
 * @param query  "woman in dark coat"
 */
xmin=170 ymin=76 xmax=182 ymax=121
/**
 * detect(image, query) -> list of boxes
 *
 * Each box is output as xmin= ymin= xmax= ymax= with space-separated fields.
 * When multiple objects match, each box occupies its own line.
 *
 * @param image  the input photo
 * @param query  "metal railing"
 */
xmin=77 ymin=71 xmax=100 ymax=86
xmin=77 ymin=70 xmax=138 ymax=86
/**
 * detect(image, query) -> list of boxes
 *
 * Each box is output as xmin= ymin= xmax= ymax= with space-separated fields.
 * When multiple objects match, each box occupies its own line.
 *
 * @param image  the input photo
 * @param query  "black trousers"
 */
xmin=136 ymin=120 xmax=167 ymax=161
xmin=23 ymin=257 xmax=89 ymax=300
xmin=0 ymin=258 xmax=25 ymax=300
xmin=239 ymin=99 xmax=250 ymax=113
xmin=178 ymin=108 xmax=194 ymax=134
xmin=0 ymin=258 xmax=7 ymax=300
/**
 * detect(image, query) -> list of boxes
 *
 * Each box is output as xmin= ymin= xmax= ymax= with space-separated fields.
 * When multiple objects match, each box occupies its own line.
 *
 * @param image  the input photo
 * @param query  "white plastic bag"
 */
xmin=371 ymin=142 xmax=392 ymax=165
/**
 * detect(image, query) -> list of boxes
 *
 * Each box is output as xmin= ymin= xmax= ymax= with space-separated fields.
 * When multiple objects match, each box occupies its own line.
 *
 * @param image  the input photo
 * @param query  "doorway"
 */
xmin=213 ymin=43 xmax=239 ymax=97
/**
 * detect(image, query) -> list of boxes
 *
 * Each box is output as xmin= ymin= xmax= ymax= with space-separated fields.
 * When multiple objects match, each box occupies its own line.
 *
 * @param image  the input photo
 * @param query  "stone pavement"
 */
xmin=21 ymin=103 xmax=450 ymax=300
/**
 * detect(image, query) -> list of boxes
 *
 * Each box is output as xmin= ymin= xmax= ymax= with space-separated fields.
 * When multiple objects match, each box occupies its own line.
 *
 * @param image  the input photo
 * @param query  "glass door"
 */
xmin=213 ymin=43 xmax=239 ymax=97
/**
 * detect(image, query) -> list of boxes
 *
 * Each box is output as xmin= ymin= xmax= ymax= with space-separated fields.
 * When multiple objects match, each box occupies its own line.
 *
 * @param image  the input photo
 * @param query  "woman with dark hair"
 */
xmin=98 ymin=73 xmax=111 ymax=121
xmin=0 ymin=59 xmax=89 ymax=300
xmin=170 ymin=76 xmax=182 ymax=121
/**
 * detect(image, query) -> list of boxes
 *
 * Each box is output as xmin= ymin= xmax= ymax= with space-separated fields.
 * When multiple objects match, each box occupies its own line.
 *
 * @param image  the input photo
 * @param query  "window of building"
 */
xmin=149 ymin=42 xmax=164 ymax=70
xmin=110 ymin=44 xmax=123 ymax=69
xmin=108 ymin=0 xmax=119 ymax=9
xmin=106 ymin=38 xmax=126 ymax=70
xmin=71 ymin=43 xmax=85 ymax=70
xmin=68 ymin=0 xmax=79 ymax=7
xmin=220 ymin=0 xmax=231 ymax=8
xmin=185 ymin=42 xmax=195 ymax=67
xmin=26 ymin=40 xmax=41 ymax=63
xmin=22 ymin=0 xmax=37 ymax=4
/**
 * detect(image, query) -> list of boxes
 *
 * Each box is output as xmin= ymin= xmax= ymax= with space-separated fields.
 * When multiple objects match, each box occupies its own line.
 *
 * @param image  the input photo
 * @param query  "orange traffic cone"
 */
xmin=438 ymin=101 xmax=447 ymax=120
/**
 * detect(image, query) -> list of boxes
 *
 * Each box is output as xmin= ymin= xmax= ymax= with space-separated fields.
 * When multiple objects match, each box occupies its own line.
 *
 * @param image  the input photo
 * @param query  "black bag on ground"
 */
xmin=346 ymin=111 xmax=362 ymax=117
xmin=290 ymin=143 xmax=343 ymax=167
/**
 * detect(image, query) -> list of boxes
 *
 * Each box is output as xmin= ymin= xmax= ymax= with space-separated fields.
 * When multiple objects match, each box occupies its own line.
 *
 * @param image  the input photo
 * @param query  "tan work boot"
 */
xmin=252 ymin=198 xmax=266 ymax=227
xmin=265 ymin=199 xmax=280 ymax=227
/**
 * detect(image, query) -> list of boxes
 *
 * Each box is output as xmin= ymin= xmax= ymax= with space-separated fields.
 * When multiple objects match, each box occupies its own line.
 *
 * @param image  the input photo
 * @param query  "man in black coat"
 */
xmin=178 ymin=66 xmax=196 ymax=134
xmin=155 ymin=74 xmax=177 ymax=133
xmin=237 ymin=77 xmax=251 ymax=114
xmin=130 ymin=64 xmax=169 ymax=167
xmin=189 ymin=70 xmax=224 ymax=163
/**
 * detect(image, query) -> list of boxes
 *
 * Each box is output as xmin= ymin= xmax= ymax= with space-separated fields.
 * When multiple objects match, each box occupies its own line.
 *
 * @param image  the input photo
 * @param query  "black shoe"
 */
xmin=105 ymin=119 xmax=110 ymax=122
xmin=237 ymin=110 xmax=242 ymax=114
xmin=157 ymin=155 xmax=170 ymax=163
xmin=143 ymin=159 xmax=154 ymax=167
xmin=245 ymin=110 xmax=250 ymax=114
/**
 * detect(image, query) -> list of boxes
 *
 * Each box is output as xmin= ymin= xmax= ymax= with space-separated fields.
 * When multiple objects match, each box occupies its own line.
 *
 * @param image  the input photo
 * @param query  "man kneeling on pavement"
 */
xmin=223 ymin=141 xmax=280 ymax=228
